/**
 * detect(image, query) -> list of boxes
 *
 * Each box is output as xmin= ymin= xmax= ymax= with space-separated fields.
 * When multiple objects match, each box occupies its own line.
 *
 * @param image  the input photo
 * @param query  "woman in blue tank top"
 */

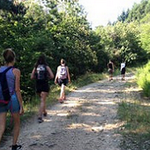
xmin=0 ymin=48 xmax=24 ymax=150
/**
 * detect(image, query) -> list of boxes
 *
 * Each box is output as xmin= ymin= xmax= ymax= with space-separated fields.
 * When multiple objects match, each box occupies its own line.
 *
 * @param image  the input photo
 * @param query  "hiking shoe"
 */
xmin=38 ymin=117 xmax=43 ymax=123
xmin=43 ymin=112 xmax=47 ymax=117
xmin=58 ymin=98 xmax=64 ymax=103
xmin=12 ymin=144 xmax=22 ymax=150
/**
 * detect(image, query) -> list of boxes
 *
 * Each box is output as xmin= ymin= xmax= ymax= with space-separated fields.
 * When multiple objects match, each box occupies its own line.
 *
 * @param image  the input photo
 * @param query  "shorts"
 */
xmin=0 ymin=94 xmax=20 ymax=113
xmin=58 ymin=78 xmax=68 ymax=86
xmin=121 ymin=67 xmax=126 ymax=74
xmin=108 ymin=68 xmax=113 ymax=74
xmin=36 ymin=80 xmax=49 ymax=93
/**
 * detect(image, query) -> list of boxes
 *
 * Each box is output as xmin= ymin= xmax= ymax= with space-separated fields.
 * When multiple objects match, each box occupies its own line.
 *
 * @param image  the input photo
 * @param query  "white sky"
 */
xmin=79 ymin=0 xmax=142 ymax=28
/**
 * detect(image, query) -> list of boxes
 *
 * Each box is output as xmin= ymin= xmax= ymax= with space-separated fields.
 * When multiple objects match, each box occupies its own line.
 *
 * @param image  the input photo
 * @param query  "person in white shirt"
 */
xmin=120 ymin=61 xmax=126 ymax=80
xmin=54 ymin=59 xmax=71 ymax=103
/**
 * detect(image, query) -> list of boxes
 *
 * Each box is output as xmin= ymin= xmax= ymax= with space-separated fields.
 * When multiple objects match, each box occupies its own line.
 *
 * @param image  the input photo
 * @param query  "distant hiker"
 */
xmin=0 ymin=48 xmax=24 ymax=150
xmin=120 ymin=61 xmax=126 ymax=80
xmin=107 ymin=60 xmax=114 ymax=81
xmin=54 ymin=59 xmax=71 ymax=103
xmin=31 ymin=55 xmax=54 ymax=123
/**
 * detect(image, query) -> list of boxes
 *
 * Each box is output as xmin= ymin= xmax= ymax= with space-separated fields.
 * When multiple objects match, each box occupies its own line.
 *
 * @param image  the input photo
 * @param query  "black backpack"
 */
xmin=35 ymin=65 xmax=47 ymax=80
xmin=0 ymin=66 xmax=12 ymax=105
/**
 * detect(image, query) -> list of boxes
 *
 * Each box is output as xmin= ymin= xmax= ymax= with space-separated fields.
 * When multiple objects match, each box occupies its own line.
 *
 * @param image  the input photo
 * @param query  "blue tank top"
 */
xmin=0 ymin=66 xmax=15 ymax=95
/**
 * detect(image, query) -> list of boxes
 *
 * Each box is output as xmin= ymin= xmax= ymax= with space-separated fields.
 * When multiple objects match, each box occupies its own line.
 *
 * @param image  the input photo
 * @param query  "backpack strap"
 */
xmin=0 ymin=66 xmax=13 ymax=104
xmin=2 ymin=66 xmax=13 ymax=73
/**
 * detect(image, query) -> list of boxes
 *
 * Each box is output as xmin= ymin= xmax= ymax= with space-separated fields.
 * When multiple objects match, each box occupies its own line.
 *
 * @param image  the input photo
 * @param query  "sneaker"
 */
xmin=43 ymin=112 xmax=47 ymax=117
xmin=58 ymin=98 xmax=64 ymax=103
xmin=38 ymin=117 xmax=43 ymax=123
xmin=12 ymin=145 xmax=22 ymax=150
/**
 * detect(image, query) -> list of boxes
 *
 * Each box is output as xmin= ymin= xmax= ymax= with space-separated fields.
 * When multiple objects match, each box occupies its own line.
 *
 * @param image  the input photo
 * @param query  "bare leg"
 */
xmin=42 ymin=92 xmax=48 ymax=114
xmin=12 ymin=113 xmax=20 ymax=145
xmin=109 ymin=74 xmax=113 ymax=80
xmin=0 ymin=113 xmax=7 ymax=143
xmin=60 ymin=84 xmax=65 ymax=99
xmin=122 ymin=74 xmax=125 ymax=80
xmin=63 ymin=86 xmax=66 ymax=100
xmin=39 ymin=92 xmax=47 ymax=118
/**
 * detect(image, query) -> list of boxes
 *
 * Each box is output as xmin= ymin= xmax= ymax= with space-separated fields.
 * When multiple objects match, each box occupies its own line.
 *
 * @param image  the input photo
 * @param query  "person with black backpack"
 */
xmin=0 ymin=48 xmax=24 ymax=150
xmin=31 ymin=55 xmax=54 ymax=123
xmin=54 ymin=59 xmax=71 ymax=103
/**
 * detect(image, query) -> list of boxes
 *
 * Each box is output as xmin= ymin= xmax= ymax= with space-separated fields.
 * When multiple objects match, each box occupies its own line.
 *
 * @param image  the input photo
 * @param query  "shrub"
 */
xmin=137 ymin=61 xmax=150 ymax=97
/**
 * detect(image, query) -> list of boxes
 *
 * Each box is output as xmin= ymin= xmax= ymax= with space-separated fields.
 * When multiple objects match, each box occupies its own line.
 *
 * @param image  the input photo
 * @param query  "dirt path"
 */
xmin=0 ymin=74 xmax=135 ymax=150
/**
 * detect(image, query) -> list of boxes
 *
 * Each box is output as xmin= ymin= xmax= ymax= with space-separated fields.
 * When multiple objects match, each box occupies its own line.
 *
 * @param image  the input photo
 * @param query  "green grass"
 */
xmin=136 ymin=61 xmax=150 ymax=97
xmin=118 ymin=75 xmax=150 ymax=150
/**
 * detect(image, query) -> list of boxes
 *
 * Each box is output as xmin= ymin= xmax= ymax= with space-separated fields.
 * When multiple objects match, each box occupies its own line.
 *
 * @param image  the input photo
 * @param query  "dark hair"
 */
xmin=3 ymin=48 xmax=16 ymax=63
xmin=60 ymin=59 xmax=66 ymax=65
xmin=35 ymin=55 xmax=47 ymax=68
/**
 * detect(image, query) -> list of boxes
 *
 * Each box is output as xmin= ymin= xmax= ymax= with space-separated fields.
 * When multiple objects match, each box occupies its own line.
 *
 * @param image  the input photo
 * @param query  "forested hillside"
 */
xmin=0 ymin=0 xmax=103 ymax=101
xmin=98 ymin=0 xmax=150 ymax=96
xmin=0 ymin=0 xmax=150 ymax=102
xmin=116 ymin=0 xmax=150 ymax=96
xmin=117 ymin=0 xmax=150 ymax=23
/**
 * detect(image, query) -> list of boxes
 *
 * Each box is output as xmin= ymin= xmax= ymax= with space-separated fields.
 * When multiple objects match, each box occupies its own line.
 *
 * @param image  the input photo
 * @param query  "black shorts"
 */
xmin=58 ymin=78 xmax=68 ymax=86
xmin=121 ymin=67 xmax=126 ymax=74
xmin=36 ymin=80 xmax=49 ymax=93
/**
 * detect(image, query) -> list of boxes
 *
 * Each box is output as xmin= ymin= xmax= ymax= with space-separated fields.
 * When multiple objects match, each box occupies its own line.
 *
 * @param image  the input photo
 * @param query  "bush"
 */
xmin=136 ymin=61 xmax=150 ymax=97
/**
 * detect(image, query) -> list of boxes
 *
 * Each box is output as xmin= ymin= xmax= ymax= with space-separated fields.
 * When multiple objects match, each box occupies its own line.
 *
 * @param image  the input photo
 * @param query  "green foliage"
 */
xmin=136 ymin=61 xmax=150 ymax=97
xmin=95 ymin=22 xmax=146 ymax=66
xmin=117 ymin=10 xmax=129 ymax=22
xmin=140 ymin=23 xmax=150 ymax=56
xmin=117 ymin=0 xmax=150 ymax=23
xmin=140 ymin=13 xmax=150 ymax=23
xmin=0 ymin=0 xmax=104 ymax=102
xmin=70 ymin=72 xmax=105 ymax=88
xmin=0 ymin=0 xmax=149 ymax=103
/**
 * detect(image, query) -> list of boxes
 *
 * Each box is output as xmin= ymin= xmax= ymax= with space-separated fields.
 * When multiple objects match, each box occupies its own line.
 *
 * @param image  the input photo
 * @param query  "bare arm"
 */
xmin=46 ymin=66 xmax=54 ymax=79
xmin=66 ymin=66 xmax=71 ymax=83
xmin=13 ymin=68 xmax=24 ymax=115
xmin=54 ymin=66 xmax=59 ymax=84
xmin=31 ymin=68 xmax=36 ymax=79
xmin=112 ymin=63 xmax=115 ymax=71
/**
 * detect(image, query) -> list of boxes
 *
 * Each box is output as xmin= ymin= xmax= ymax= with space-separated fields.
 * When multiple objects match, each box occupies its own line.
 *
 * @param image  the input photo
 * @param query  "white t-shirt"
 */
xmin=121 ymin=62 xmax=125 ymax=70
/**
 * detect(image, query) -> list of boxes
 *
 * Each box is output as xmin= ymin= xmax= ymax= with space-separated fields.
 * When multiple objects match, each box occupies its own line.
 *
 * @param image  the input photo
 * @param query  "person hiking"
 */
xmin=54 ymin=59 xmax=71 ymax=103
xmin=0 ymin=48 xmax=24 ymax=150
xmin=120 ymin=60 xmax=126 ymax=80
xmin=31 ymin=55 xmax=54 ymax=123
xmin=107 ymin=60 xmax=114 ymax=81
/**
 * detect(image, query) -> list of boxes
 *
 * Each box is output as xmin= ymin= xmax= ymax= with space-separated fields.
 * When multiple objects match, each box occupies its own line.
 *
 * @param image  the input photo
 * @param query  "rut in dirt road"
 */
xmin=0 ymin=74 xmax=134 ymax=150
